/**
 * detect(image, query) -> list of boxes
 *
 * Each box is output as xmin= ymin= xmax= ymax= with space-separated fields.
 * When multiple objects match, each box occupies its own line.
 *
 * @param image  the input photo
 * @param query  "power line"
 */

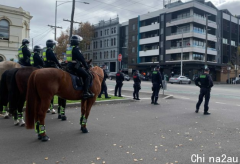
xmin=34 ymin=28 xmax=53 ymax=44
xmin=34 ymin=29 xmax=54 ymax=45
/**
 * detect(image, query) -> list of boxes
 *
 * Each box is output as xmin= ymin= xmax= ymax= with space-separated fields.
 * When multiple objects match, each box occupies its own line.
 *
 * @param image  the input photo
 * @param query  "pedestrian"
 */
xmin=30 ymin=45 xmax=44 ymax=68
xmin=195 ymin=68 xmax=213 ymax=115
xmin=133 ymin=70 xmax=141 ymax=100
xmin=114 ymin=69 xmax=124 ymax=97
xmin=18 ymin=39 xmax=31 ymax=66
xmin=151 ymin=65 xmax=163 ymax=105
xmin=98 ymin=64 xmax=111 ymax=99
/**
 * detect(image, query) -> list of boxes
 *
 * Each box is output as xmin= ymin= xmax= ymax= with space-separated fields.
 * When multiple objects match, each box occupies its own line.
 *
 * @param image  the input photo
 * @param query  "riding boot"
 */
xmin=151 ymin=96 xmax=154 ymax=104
xmin=83 ymin=77 xmax=94 ymax=99
xmin=136 ymin=92 xmax=140 ymax=100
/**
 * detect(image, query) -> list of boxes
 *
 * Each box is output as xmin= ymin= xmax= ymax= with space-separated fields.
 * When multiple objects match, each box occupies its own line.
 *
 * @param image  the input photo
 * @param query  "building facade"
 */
xmin=85 ymin=17 xmax=120 ymax=72
xmin=119 ymin=21 xmax=129 ymax=72
xmin=0 ymin=5 xmax=32 ymax=61
xmin=129 ymin=0 xmax=240 ymax=82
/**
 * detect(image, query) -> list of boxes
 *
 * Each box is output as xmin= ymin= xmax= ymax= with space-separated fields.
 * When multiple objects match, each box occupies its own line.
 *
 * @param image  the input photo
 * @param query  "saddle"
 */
xmin=66 ymin=68 xmax=93 ymax=91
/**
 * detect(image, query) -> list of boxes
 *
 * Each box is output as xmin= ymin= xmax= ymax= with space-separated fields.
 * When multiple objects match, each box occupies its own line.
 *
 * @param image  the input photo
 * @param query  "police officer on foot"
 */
xmin=195 ymin=68 xmax=213 ymax=115
xmin=133 ymin=70 xmax=141 ymax=100
xmin=151 ymin=65 xmax=163 ymax=105
xmin=30 ymin=45 xmax=44 ymax=68
xmin=98 ymin=64 xmax=111 ymax=98
xmin=18 ymin=39 xmax=31 ymax=66
xmin=115 ymin=69 xmax=124 ymax=97
xmin=66 ymin=35 xmax=94 ymax=99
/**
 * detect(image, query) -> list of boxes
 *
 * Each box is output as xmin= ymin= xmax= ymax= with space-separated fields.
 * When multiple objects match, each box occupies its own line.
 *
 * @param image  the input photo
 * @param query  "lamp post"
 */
xmin=55 ymin=1 xmax=89 ymax=40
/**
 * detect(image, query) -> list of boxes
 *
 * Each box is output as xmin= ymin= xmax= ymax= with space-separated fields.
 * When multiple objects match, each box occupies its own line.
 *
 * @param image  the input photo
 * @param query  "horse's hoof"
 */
xmin=47 ymin=109 xmax=50 ymax=113
xmin=81 ymin=127 xmax=89 ymax=133
xmin=61 ymin=116 xmax=67 ymax=121
xmin=51 ymin=109 xmax=56 ymax=114
xmin=14 ymin=120 xmax=19 ymax=126
xmin=19 ymin=123 xmax=25 ymax=127
xmin=58 ymin=115 xmax=61 ymax=119
xmin=38 ymin=134 xmax=42 ymax=140
xmin=41 ymin=135 xmax=50 ymax=142
xmin=4 ymin=115 xmax=9 ymax=119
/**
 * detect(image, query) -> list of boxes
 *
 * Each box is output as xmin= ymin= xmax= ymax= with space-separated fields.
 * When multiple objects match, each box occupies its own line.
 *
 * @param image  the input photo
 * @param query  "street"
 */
xmin=0 ymin=80 xmax=240 ymax=164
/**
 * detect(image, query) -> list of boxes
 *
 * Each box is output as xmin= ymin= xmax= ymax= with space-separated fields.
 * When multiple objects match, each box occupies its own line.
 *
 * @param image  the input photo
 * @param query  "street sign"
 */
xmin=118 ymin=54 xmax=122 ymax=62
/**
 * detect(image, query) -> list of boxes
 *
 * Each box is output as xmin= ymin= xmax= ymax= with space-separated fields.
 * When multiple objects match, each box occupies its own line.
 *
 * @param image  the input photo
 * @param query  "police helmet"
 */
xmin=33 ymin=45 xmax=42 ymax=53
xmin=46 ymin=39 xmax=56 ymax=48
xmin=155 ymin=65 xmax=160 ymax=69
xmin=70 ymin=35 xmax=83 ymax=46
xmin=22 ymin=39 xmax=30 ymax=45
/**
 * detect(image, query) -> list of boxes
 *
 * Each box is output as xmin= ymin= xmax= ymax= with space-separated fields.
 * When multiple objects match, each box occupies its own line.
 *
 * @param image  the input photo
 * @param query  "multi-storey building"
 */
xmin=130 ymin=0 xmax=240 ymax=82
xmin=85 ymin=17 xmax=120 ymax=72
xmin=119 ymin=21 xmax=129 ymax=72
xmin=0 ymin=5 xmax=32 ymax=61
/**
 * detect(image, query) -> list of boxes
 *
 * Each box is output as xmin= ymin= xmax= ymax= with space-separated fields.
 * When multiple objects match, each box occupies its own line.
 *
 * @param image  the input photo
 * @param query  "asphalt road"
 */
xmin=1 ymin=80 xmax=240 ymax=164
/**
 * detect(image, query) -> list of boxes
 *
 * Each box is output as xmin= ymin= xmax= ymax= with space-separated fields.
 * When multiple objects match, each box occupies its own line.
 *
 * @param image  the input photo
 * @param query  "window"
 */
xmin=183 ymin=53 xmax=189 ymax=60
xmin=193 ymin=53 xmax=203 ymax=60
xmin=133 ymin=24 xmax=135 ymax=30
xmin=231 ymin=40 xmax=236 ymax=46
xmin=223 ymin=38 xmax=228 ymax=44
xmin=132 ymin=47 xmax=135 ymax=53
xmin=114 ymin=27 xmax=116 ymax=33
xmin=100 ymin=52 xmax=102 ymax=59
xmin=96 ymin=41 xmax=98 ymax=48
xmin=0 ymin=19 xmax=9 ymax=40
xmin=114 ymin=38 xmax=116 ymax=46
xmin=111 ymin=28 xmax=113 ymax=34
xmin=100 ymin=40 xmax=102 ymax=48
xmin=107 ymin=29 xmax=109 ymax=35
xmin=105 ymin=30 xmax=106 ymax=35
xmin=113 ymin=50 xmax=115 ymax=58
xmin=111 ymin=50 xmax=112 ymax=58
xmin=107 ymin=51 xmax=108 ymax=58
xmin=100 ymin=31 xmax=102 ymax=36
xmin=107 ymin=39 xmax=109 ymax=47
xmin=132 ymin=36 xmax=135 ymax=42
xmin=111 ymin=38 xmax=113 ymax=46
xmin=0 ymin=56 xmax=3 ymax=62
xmin=104 ymin=40 xmax=106 ymax=47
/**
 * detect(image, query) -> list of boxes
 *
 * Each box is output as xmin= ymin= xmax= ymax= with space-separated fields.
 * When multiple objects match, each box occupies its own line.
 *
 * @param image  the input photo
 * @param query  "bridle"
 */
xmin=89 ymin=67 xmax=104 ymax=79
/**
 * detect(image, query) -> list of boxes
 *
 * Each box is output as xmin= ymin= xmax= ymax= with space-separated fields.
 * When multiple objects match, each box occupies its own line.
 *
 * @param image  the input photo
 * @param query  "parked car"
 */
xmin=169 ymin=75 xmax=191 ymax=84
xmin=108 ymin=72 xmax=130 ymax=81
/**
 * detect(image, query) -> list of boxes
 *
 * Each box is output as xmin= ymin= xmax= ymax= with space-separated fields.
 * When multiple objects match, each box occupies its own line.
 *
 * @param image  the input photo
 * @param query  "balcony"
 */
xmin=166 ymin=15 xmax=217 ymax=29
xmin=140 ymin=23 xmax=159 ymax=33
xmin=139 ymin=36 xmax=159 ymax=45
xmin=139 ymin=49 xmax=159 ymax=57
xmin=166 ymin=30 xmax=217 ymax=42
xmin=166 ymin=45 xmax=217 ymax=56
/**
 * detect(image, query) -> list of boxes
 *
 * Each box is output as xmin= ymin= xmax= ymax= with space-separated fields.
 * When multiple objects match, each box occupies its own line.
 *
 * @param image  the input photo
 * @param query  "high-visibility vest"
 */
xmin=66 ymin=46 xmax=75 ymax=62
xmin=30 ymin=53 xmax=34 ymax=65
xmin=42 ymin=48 xmax=47 ymax=62
xmin=18 ymin=46 xmax=24 ymax=59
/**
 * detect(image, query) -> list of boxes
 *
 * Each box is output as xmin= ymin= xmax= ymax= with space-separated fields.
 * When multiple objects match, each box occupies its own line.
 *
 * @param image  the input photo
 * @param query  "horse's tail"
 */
xmin=25 ymin=71 xmax=38 ymax=129
xmin=0 ymin=70 xmax=8 ymax=112
xmin=8 ymin=69 xmax=19 ymax=113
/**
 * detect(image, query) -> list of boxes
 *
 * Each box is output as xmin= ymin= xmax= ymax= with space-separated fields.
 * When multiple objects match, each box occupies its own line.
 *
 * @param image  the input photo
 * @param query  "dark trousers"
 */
xmin=115 ymin=82 xmax=123 ymax=96
xmin=99 ymin=83 xmax=108 ymax=98
xmin=196 ymin=88 xmax=211 ymax=112
xmin=151 ymin=84 xmax=160 ymax=103
xmin=133 ymin=84 xmax=140 ymax=98
xmin=74 ymin=67 xmax=89 ymax=92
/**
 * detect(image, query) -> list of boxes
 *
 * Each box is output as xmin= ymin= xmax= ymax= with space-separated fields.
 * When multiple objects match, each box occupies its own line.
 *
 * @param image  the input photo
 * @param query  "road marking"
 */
xmin=139 ymin=98 xmax=151 ymax=100
xmin=178 ymin=97 xmax=190 ymax=100
xmin=215 ymin=102 xmax=226 ymax=104
xmin=237 ymin=105 xmax=240 ymax=106
xmin=163 ymin=95 xmax=173 ymax=99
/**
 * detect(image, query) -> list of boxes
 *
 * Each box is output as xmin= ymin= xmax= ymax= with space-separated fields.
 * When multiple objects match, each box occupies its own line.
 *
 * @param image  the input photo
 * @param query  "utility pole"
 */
xmin=48 ymin=25 xmax=62 ymax=40
xmin=69 ymin=0 xmax=76 ymax=41
xmin=204 ymin=15 xmax=209 ymax=69
xmin=63 ymin=19 xmax=82 ymax=39
xmin=32 ymin=38 xmax=33 ymax=50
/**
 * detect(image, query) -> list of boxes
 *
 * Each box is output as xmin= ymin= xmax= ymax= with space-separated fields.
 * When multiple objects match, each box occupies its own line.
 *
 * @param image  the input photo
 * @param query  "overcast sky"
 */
xmin=1 ymin=0 xmax=240 ymax=47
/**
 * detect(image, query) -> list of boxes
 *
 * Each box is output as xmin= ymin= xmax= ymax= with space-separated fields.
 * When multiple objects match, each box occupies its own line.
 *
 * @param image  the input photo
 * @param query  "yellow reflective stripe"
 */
xmin=42 ymin=49 xmax=47 ymax=61
xmin=66 ymin=46 xmax=74 ymax=62
xmin=18 ymin=47 xmax=23 ymax=59
xmin=30 ymin=53 xmax=34 ymax=65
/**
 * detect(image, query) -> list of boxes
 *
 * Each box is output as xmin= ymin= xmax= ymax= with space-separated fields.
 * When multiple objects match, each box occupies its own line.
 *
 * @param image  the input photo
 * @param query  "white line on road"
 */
xmin=178 ymin=97 xmax=190 ymax=100
xmin=215 ymin=102 xmax=226 ymax=104
xmin=163 ymin=95 xmax=173 ymax=99
xmin=237 ymin=105 xmax=240 ymax=106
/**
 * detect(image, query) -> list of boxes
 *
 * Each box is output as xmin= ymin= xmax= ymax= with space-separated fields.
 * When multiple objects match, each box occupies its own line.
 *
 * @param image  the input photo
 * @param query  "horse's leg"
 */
xmin=81 ymin=98 xmax=95 ymax=133
xmin=38 ymin=99 xmax=51 ymax=142
xmin=12 ymin=110 xmax=19 ymax=125
xmin=80 ymin=99 xmax=87 ymax=132
xmin=57 ymin=97 xmax=62 ymax=119
xmin=17 ymin=95 xmax=26 ymax=127
xmin=60 ymin=98 xmax=67 ymax=121
xmin=47 ymin=97 xmax=56 ymax=114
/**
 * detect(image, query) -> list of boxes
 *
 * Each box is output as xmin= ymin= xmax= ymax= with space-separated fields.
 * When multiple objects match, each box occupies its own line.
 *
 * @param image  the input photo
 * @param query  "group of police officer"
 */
xmin=18 ymin=35 xmax=93 ymax=99
xmin=18 ymin=35 xmax=213 ymax=114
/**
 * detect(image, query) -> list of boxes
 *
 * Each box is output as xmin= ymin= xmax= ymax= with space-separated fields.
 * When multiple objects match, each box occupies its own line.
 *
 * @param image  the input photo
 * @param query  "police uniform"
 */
xmin=98 ymin=67 xmax=111 ymax=98
xmin=114 ymin=70 xmax=124 ymax=97
xmin=30 ymin=45 xmax=44 ymax=68
xmin=133 ymin=71 xmax=141 ymax=100
xmin=18 ymin=39 xmax=31 ymax=66
xmin=151 ymin=66 xmax=163 ymax=105
xmin=66 ymin=35 xmax=93 ymax=99
xmin=44 ymin=48 xmax=61 ymax=68
xmin=195 ymin=68 xmax=213 ymax=115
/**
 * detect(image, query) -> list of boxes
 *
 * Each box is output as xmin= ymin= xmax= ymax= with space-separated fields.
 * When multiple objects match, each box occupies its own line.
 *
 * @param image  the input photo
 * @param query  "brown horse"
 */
xmin=25 ymin=65 xmax=103 ymax=141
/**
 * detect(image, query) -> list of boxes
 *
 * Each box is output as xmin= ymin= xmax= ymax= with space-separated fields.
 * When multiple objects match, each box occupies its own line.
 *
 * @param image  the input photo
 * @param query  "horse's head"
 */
xmin=87 ymin=59 xmax=93 ymax=68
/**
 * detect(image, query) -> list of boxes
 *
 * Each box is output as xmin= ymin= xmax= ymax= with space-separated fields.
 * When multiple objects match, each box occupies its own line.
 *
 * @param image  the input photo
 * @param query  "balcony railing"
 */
xmin=169 ymin=45 xmax=216 ymax=51
xmin=171 ymin=14 xmax=216 ymax=23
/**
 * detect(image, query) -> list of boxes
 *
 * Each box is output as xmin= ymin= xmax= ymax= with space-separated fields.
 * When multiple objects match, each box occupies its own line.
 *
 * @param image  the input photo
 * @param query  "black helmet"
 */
xmin=46 ymin=39 xmax=56 ymax=48
xmin=33 ymin=45 xmax=42 ymax=53
xmin=70 ymin=35 xmax=83 ymax=46
xmin=22 ymin=39 xmax=30 ymax=45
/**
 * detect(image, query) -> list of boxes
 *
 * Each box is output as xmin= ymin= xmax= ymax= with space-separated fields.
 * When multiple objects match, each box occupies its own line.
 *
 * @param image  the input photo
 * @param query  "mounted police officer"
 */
xmin=151 ymin=65 xmax=163 ymax=105
xmin=66 ymin=35 xmax=93 ymax=99
xmin=43 ymin=39 xmax=62 ymax=68
xmin=98 ymin=64 xmax=111 ymax=99
xmin=18 ymin=39 xmax=31 ymax=66
xmin=133 ymin=70 xmax=141 ymax=100
xmin=195 ymin=68 xmax=213 ymax=115
xmin=114 ymin=69 xmax=124 ymax=97
xmin=30 ymin=45 xmax=44 ymax=68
